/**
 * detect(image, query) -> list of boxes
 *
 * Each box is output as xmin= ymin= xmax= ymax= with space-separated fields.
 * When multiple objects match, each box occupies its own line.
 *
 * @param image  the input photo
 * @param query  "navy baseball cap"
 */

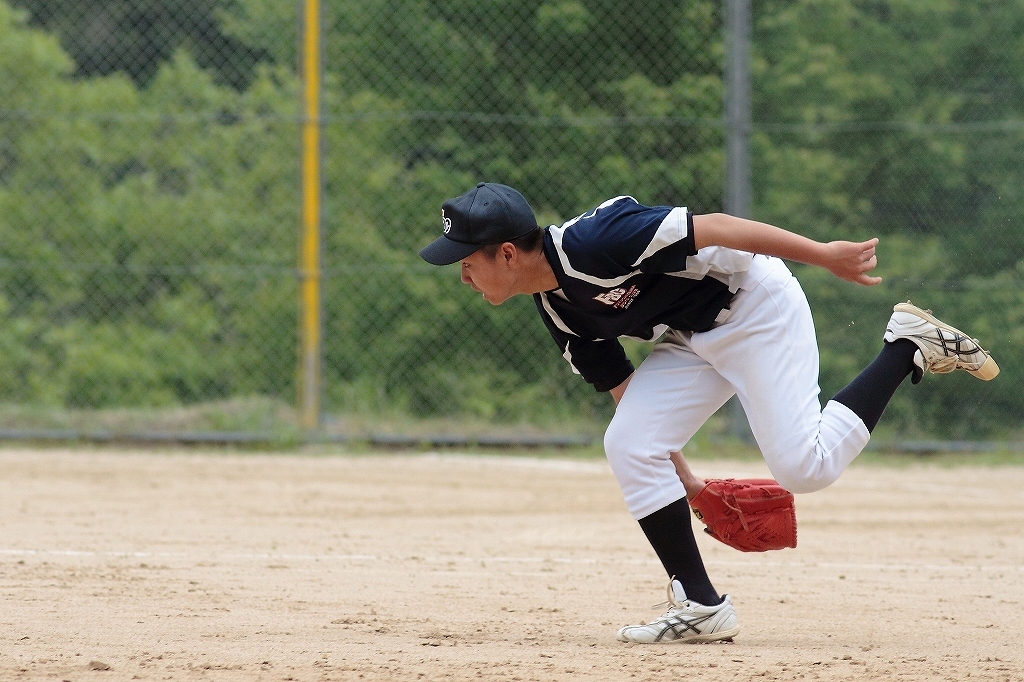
xmin=419 ymin=182 xmax=538 ymax=265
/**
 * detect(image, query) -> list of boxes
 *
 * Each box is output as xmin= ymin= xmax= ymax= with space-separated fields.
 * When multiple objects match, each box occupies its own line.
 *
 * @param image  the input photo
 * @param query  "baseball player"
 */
xmin=418 ymin=182 xmax=998 ymax=644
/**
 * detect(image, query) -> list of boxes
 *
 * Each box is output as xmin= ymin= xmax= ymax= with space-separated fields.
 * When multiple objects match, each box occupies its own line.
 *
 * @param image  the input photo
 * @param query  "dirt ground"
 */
xmin=1 ymin=448 xmax=1023 ymax=682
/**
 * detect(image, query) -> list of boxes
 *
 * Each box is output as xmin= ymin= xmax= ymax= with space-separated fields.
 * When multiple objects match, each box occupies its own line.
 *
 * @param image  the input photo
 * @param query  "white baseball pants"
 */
xmin=605 ymin=256 xmax=870 ymax=519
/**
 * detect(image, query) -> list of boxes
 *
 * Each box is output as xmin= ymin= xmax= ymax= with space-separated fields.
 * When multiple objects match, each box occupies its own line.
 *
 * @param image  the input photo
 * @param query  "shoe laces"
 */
xmin=929 ymin=355 xmax=959 ymax=374
xmin=650 ymin=577 xmax=688 ymax=612
xmin=929 ymin=329 xmax=984 ymax=373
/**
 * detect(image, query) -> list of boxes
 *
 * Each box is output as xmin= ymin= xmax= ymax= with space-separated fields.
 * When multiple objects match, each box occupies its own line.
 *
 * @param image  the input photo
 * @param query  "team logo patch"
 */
xmin=594 ymin=285 xmax=640 ymax=309
xmin=442 ymin=210 xmax=452 ymax=234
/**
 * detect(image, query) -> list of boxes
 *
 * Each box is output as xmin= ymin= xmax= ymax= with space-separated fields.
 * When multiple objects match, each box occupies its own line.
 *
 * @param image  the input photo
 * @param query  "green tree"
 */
xmin=753 ymin=0 xmax=1024 ymax=437
xmin=3 ymin=0 xmax=1021 ymax=437
xmin=10 ymin=0 xmax=270 ymax=87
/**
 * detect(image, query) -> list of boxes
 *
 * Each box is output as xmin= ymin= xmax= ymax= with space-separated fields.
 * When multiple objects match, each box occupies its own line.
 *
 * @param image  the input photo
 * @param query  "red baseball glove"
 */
xmin=689 ymin=478 xmax=797 ymax=552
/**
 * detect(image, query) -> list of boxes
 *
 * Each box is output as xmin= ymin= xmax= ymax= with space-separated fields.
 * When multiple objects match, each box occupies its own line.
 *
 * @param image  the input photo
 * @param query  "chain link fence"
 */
xmin=0 ymin=0 xmax=1020 ymax=445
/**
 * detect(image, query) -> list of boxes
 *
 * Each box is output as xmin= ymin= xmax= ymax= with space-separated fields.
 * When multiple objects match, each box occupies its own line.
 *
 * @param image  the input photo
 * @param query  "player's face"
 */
xmin=460 ymin=248 xmax=516 ymax=305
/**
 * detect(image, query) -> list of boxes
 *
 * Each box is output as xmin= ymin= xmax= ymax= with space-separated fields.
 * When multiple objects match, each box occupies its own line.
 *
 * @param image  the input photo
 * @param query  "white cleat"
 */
xmin=883 ymin=302 xmax=999 ymax=384
xmin=616 ymin=579 xmax=739 ymax=644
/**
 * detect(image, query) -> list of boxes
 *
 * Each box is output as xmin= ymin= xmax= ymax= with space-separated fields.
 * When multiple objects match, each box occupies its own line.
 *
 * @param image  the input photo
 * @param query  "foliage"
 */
xmin=0 ymin=0 xmax=1021 ymax=438
xmin=9 ymin=0 xmax=270 ymax=87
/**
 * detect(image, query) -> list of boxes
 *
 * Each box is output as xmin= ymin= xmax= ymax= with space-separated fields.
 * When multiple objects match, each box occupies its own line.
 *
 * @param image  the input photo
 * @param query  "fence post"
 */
xmin=298 ymin=0 xmax=323 ymax=432
xmin=725 ymin=0 xmax=751 ymax=220
xmin=724 ymin=0 xmax=754 ymax=442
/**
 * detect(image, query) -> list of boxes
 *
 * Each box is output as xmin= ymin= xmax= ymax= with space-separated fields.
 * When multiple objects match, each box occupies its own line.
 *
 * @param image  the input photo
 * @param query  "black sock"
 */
xmin=636 ymin=497 xmax=721 ymax=606
xmin=832 ymin=339 xmax=918 ymax=432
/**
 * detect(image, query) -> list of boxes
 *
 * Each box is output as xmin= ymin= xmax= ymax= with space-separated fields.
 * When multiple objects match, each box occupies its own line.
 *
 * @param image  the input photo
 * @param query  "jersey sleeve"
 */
xmin=550 ymin=198 xmax=698 ymax=279
xmin=635 ymin=209 xmax=699 ymax=274
xmin=534 ymin=294 xmax=635 ymax=392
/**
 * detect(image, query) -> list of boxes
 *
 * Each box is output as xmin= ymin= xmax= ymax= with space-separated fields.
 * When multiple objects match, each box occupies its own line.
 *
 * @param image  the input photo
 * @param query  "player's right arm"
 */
xmin=692 ymin=213 xmax=882 ymax=286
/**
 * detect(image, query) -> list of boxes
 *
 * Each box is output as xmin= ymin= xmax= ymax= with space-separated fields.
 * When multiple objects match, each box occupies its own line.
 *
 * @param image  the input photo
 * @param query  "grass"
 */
xmin=3 ymin=432 xmax=1024 ymax=471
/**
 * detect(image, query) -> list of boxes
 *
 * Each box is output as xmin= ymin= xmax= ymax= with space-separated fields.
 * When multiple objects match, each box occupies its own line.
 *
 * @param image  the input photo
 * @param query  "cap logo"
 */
xmin=441 ymin=210 xmax=452 ymax=234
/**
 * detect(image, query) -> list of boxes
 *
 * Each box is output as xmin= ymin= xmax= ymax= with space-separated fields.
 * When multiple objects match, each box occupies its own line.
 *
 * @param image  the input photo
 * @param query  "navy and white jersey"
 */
xmin=533 ymin=196 xmax=755 ymax=392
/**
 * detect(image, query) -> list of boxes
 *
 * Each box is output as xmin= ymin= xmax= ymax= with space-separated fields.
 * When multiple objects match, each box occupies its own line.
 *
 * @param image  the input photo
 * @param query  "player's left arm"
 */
xmin=692 ymin=213 xmax=882 ymax=286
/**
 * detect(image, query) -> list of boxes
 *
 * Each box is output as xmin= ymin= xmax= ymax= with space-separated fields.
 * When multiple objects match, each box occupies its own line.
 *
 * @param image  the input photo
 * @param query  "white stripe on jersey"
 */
xmin=629 ymin=207 xmax=689 ymax=267
xmin=547 ymin=196 xmax=639 ymax=288
xmin=562 ymin=343 xmax=581 ymax=375
xmin=538 ymin=291 xmax=578 ymax=336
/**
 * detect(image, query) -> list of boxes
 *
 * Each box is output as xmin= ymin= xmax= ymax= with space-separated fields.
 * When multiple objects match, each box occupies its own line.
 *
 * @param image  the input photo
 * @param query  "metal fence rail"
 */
xmin=0 ymin=0 xmax=1021 ymax=445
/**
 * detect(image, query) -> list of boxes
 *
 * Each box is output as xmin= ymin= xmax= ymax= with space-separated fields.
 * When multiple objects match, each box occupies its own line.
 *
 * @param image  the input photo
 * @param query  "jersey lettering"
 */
xmin=594 ymin=285 xmax=640 ymax=309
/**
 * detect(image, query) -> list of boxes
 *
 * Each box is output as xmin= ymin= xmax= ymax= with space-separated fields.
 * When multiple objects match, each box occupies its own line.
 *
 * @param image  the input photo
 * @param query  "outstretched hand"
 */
xmin=824 ymin=238 xmax=882 ymax=286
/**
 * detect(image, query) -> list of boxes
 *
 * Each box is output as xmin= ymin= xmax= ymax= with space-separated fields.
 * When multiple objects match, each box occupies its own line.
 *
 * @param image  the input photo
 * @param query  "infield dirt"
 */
xmin=1 ymin=448 xmax=1023 ymax=681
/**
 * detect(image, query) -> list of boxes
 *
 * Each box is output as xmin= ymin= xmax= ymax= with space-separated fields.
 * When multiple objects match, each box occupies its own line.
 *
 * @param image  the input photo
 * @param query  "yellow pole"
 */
xmin=298 ymin=0 xmax=322 ymax=431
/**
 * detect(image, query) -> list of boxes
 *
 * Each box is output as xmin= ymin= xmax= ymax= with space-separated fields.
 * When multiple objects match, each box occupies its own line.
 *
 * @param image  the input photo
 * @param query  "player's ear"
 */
xmin=500 ymin=242 xmax=516 ymax=264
